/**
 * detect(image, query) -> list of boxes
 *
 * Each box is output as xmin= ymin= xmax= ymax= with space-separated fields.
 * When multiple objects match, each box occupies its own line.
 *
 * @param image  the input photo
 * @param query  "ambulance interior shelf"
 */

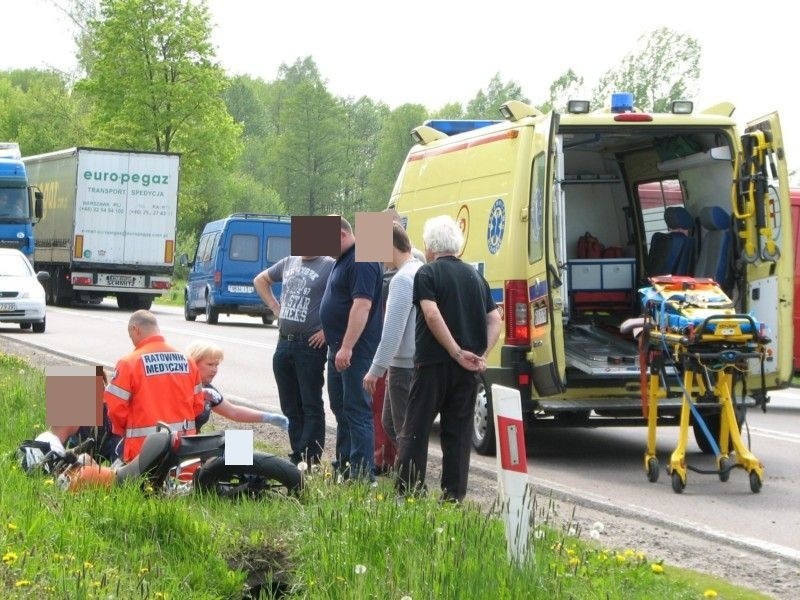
xmin=567 ymin=258 xmax=635 ymax=313
xmin=561 ymin=174 xmax=621 ymax=185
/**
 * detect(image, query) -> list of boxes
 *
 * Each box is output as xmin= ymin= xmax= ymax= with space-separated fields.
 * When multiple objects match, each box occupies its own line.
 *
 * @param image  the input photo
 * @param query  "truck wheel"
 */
xmin=184 ymin=296 xmax=197 ymax=321
xmin=19 ymin=323 xmax=32 ymax=330
xmin=32 ymin=319 xmax=46 ymax=333
xmin=117 ymin=293 xmax=134 ymax=310
xmin=205 ymin=301 xmax=219 ymax=324
xmin=135 ymin=295 xmax=153 ymax=310
xmin=472 ymin=378 xmax=496 ymax=455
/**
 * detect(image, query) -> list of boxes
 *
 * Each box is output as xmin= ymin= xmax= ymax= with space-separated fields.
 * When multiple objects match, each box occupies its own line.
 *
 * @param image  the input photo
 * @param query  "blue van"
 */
xmin=182 ymin=213 xmax=291 ymax=325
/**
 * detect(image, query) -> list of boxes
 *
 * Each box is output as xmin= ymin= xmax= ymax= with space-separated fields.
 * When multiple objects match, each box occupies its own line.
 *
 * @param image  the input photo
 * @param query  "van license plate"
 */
xmin=228 ymin=285 xmax=254 ymax=294
xmin=0 ymin=303 xmax=15 ymax=311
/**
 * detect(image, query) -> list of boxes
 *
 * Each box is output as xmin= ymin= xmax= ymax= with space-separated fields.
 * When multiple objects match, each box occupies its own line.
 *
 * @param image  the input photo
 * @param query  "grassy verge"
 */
xmin=0 ymin=353 xmax=770 ymax=599
xmin=154 ymin=278 xmax=186 ymax=308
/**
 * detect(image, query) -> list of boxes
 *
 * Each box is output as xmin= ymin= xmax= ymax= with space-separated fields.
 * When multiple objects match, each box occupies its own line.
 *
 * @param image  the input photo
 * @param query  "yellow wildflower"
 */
xmin=15 ymin=580 xmax=32 ymax=588
xmin=623 ymin=548 xmax=636 ymax=557
xmin=568 ymin=557 xmax=580 ymax=567
xmin=3 ymin=551 xmax=19 ymax=564
xmin=650 ymin=563 xmax=664 ymax=574
xmin=139 ymin=567 xmax=149 ymax=575
xmin=84 ymin=561 xmax=94 ymax=569
xmin=7 ymin=523 xmax=18 ymax=531
xmin=703 ymin=591 xmax=718 ymax=598
xmin=615 ymin=554 xmax=626 ymax=564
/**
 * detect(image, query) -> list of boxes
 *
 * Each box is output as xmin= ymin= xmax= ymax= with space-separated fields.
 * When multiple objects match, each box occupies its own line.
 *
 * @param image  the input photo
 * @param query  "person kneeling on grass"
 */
xmin=186 ymin=341 xmax=289 ymax=432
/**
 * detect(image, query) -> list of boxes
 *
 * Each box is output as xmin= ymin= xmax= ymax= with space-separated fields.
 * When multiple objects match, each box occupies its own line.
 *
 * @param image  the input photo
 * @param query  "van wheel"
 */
xmin=19 ymin=322 xmax=32 ymax=330
xmin=262 ymin=315 xmax=274 ymax=325
xmin=472 ymin=378 xmax=496 ymax=455
xmin=32 ymin=319 xmax=46 ymax=333
xmin=205 ymin=301 xmax=219 ymax=325
xmin=184 ymin=295 xmax=197 ymax=321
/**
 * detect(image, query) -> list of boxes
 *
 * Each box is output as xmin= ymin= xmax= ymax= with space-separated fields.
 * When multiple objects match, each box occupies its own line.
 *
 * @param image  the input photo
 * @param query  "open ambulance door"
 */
xmin=527 ymin=112 xmax=566 ymax=397
xmin=735 ymin=113 xmax=795 ymax=388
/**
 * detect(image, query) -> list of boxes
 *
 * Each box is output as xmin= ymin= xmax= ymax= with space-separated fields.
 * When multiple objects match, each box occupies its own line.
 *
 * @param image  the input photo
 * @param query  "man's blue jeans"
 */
xmin=273 ymin=338 xmax=327 ymax=463
xmin=327 ymin=350 xmax=375 ymax=480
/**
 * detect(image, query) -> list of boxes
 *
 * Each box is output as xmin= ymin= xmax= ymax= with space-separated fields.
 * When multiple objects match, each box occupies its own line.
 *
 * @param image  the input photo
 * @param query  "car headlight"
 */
xmin=17 ymin=290 xmax=30 ymax=299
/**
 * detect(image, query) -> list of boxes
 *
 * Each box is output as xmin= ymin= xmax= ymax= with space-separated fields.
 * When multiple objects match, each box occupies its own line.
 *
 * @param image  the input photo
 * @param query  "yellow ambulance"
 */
xmin=389 ymin=93 xmax=794 ymax=455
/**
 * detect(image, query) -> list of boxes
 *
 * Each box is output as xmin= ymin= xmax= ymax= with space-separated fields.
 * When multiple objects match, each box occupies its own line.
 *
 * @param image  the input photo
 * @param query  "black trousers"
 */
xmin=395 ymin=361 xmax=478 ymax=502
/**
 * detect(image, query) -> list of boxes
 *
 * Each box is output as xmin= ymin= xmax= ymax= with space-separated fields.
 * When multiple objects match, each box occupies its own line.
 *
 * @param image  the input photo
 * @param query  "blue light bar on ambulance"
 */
xmin=610 ymin=92 xmax=634 ymax=113
xmin=424 ymin=120 xmax=500 ymax=136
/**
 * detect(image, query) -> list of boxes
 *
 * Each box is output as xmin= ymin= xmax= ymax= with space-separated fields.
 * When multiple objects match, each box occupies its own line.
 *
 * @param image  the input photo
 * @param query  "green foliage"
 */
xmin=538 ymin=68 xmax=585 ymax=113
xmin=0 ymin=69 xmax=89 ymax=155
xmin=78 ymin=0 xmax=243 ymax=235
xmin=592 ymin=28 xmax=701 ymax=112
xmin=366 ymin=103 xmax=429 ymax=211
xmin=465 ymin=73 xmax=529 ymax=119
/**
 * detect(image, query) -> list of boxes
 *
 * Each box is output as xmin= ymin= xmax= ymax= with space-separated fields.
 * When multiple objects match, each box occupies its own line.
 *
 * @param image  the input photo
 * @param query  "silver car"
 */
xmin=0 ymin=248 xmax=48 ymax=333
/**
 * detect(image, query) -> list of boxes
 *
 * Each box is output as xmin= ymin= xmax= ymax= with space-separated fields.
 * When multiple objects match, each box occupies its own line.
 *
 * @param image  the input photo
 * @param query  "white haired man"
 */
xmin=395 ymin=215 xmax=501 ymax=502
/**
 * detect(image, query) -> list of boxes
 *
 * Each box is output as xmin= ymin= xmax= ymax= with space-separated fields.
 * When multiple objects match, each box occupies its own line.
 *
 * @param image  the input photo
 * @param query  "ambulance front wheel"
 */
xmin=472 ymin=378 xmax=496 ymax=456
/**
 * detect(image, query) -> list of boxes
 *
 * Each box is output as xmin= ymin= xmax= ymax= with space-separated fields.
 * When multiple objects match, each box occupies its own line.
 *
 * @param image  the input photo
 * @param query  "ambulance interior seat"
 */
xmin=693 ymin=205 xmax=734 ymax=293
xmin=646 ymin=205 xmax=695 ymax=277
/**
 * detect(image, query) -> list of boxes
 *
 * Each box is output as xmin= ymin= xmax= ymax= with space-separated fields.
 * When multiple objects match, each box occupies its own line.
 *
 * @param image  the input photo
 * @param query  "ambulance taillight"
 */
xmin=504 ymin=280 xmax=530 ymax=345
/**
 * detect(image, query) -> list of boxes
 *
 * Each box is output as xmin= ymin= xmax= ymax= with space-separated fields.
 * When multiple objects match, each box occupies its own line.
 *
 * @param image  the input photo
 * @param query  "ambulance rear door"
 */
xmin=737 ymin=113 xmax=794 ymax=387
xmin=526 ymin=112 xmax=566 ymax=396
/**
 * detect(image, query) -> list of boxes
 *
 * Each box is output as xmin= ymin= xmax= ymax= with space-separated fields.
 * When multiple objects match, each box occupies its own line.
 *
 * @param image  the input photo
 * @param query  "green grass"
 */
xmin=0 ymin=353 xmax=772 ymax=599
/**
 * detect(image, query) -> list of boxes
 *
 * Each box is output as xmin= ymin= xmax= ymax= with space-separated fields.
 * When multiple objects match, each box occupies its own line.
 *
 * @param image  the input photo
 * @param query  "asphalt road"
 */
xmin=3 ymin=300 xmax=799 ymax=564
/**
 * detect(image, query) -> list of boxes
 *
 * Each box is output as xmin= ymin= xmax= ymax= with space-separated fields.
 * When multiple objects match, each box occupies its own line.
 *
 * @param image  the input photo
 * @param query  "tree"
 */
xmin=264 ymin=58 xmax=346 ymax=216
xmin=0 ymin=69 xmax=89 ymax=155
xmin=78 ymin=0 xmax=242 ymax=235
xmin=592 ymin=28 xmax=701 ymax=112
xmin=538 ymin=69 xmax=585 ymax=113
xmin=465 ymin=73 xmax=529 ymax=119
xmin=366 ymin=103 xmax=429 ymax=212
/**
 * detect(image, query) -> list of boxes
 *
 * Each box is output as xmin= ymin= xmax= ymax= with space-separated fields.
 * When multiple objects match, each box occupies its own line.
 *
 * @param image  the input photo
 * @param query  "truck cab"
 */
xmin=183 ymin=214 xmax=291 ymax=325
xmin=391 ymin=94 xmax=794 ymax=454
xmin=0 ymin=143 xmax=43 ymax=259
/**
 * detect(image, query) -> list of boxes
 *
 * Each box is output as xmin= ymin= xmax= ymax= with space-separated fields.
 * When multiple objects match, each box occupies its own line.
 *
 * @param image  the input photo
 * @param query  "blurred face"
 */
xmin=196 ymin=356 xmax=221 ymax=385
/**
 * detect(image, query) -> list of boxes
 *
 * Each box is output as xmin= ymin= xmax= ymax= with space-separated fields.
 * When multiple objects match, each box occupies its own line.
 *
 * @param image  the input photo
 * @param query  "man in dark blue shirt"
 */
xmin=319 ymin=217 xmax=383 ymax=481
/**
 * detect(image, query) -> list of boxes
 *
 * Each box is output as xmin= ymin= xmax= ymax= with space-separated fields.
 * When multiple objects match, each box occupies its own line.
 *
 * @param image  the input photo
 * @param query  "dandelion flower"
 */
xmin=354 ymin=564 xmax=367 ymax=575
xmin=624 ymin=548 xmax=635 ymax=558
xmin=590 ymin=521 xmax=605 ymax=533
xmin=84 ymin=561 xmax=94 ymax=569
xmin=297 ymin=461 xmax=308 ymax=472
xmin=650 ymin=563 xmax=664 ymax=574
xmin=90 ymin=581 xmax=101 ymax=588
xmin=615 ymin=554 xmax=627 ymax=564
xmin=154 ymin=593 xmax=167 ymax=599
xmin=377 ymin=493 xmax=384 ymax=501
xmin=14 ymin=580 xmax=32 ymax=588
xmin=703 ymin=590 xmax=718 ymax=598
xmin=2 ymin=551 xmax=18 ymax=564
xmin=569 ymin=557 xmax=580 ymax=567
xmin=7 ymin=523 xmax=18 ymax=531
xmin=589 ymin=529 xmax=601 ymax=540
xmin=139 ymin=567 xmax=149 ymax=575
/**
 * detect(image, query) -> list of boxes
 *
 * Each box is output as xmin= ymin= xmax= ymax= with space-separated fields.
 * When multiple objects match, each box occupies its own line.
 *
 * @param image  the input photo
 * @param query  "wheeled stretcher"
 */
xmin=637 ymin=276 xmax=767 ymax=493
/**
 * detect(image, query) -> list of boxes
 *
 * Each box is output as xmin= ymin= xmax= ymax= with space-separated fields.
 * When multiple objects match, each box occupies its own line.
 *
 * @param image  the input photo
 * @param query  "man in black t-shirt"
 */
xmin=396 ymin=215 xmax=502 ymax=502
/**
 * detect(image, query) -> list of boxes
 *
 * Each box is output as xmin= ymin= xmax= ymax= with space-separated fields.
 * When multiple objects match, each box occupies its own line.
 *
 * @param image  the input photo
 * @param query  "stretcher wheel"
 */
xmin=671 ymin=471 xmax=685 ymax=494
xmin=646 ymin=458 xmax=660 ymax=483
xmin=718 ymin=457 xmax=731 ymax=482
xmin=748 ymin=471 xmax=762 ymax=494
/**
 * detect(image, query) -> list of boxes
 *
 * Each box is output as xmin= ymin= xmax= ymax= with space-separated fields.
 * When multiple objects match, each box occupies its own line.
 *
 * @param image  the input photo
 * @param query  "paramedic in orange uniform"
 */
xmin=104 ymin=310 xmax=205 ymax=462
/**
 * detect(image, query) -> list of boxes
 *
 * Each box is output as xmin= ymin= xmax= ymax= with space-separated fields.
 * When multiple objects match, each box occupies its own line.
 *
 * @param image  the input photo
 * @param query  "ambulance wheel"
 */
xmin=692 ymin=404 xmax=745 ymax=455
xmin=671 ymin=471 xmax=685 ymax=494
xmin=646 ymin=458 xmax=660 ymax=483
xmin=205 ymin=301 xmax=219 ymax=325
xmin=472 ymin=378 xmax=496 ymax=456
xmin=718 ymin=456 xmax=732 ymax=482
xmin=184 ymin=295 xmax=196 ymax=321
xmin=748 ymin=471 xmax=762 ymax=494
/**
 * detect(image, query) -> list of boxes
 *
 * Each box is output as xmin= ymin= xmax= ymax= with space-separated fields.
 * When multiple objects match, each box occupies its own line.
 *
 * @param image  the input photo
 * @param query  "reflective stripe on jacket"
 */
xmin=104 ymin=334 xmax=205 ymax=462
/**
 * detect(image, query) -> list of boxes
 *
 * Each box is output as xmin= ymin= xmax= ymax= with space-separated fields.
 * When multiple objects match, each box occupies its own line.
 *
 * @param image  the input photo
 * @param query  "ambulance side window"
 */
xmin=528 ymin=153 xmax=546 ymax=263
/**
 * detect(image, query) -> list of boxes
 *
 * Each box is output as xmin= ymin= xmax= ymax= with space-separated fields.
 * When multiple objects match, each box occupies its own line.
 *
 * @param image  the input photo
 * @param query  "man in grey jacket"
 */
xmin=363 ymin=223 xmax=424 ymax=455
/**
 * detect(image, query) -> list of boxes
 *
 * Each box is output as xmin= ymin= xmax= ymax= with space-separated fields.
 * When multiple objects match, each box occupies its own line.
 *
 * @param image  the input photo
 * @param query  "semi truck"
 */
xmin=0 ymin=142 xmax=43 ymax=259
xmin=23 ymin=147 xmax=180 ymax=309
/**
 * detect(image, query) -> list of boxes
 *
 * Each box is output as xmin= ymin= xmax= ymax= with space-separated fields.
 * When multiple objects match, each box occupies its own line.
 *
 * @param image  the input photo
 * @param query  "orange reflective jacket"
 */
xmin=104 ymin=335 xmax=204 ymax=462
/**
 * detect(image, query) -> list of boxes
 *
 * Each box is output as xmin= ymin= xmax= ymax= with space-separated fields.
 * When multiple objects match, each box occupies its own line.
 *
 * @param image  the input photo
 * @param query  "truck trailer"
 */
xmin=23 ymin=147 xmax=180 ymax=309
xmin=0 ymin=142 xmax=43 ymax=259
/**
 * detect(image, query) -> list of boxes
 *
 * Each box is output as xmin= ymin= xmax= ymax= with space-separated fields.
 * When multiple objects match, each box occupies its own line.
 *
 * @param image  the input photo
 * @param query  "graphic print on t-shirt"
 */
xmin=280 ymin=265 xmax=323 ymax=323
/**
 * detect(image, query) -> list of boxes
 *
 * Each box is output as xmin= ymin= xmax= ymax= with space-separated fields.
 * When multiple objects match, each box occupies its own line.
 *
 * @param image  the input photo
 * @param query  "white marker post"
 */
xmin=492 ymin=384 xmax=532 ymax=565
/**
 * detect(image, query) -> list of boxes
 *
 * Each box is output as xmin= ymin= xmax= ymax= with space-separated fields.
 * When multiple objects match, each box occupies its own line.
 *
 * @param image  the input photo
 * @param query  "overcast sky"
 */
xmin=4 ymin=0 xmax=799 ymax=174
